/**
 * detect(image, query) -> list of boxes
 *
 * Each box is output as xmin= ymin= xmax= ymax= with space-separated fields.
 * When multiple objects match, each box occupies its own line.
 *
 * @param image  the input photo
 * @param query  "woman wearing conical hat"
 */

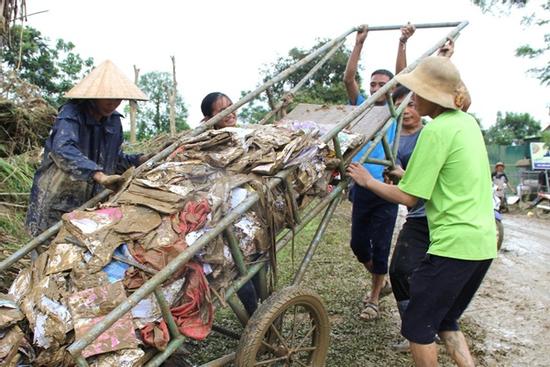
xmin=26 ymin=60 xmax=149 ymax=236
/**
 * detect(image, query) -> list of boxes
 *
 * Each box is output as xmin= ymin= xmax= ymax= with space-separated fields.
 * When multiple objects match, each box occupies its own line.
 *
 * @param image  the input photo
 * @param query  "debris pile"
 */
xmin=0 ymin=72 xmax=57 ymax=157
xmin=1 ymin=122 xmax=363 ymax=365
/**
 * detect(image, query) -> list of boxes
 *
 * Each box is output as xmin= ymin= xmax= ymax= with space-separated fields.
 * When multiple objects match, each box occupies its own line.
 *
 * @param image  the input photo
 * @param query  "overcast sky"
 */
xmin=25 ymin=0 xmax=549 ymax=130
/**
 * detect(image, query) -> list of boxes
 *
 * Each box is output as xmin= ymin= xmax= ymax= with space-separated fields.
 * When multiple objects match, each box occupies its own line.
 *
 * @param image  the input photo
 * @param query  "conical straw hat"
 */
xmin=64 ymin=60 xmax=148 ymax=100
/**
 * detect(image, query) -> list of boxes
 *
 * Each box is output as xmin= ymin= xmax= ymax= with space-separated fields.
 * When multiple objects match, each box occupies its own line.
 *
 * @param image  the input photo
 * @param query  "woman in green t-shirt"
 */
xmin=348 ymin=56 xmax=495 ymax=367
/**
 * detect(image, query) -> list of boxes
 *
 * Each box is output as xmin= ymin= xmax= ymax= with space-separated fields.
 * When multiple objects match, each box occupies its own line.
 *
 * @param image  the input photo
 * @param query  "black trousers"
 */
xmin=389 ymin=216 xmax=430 ymax=302
xmin=402 ymin=255 xmax=492 ymax=344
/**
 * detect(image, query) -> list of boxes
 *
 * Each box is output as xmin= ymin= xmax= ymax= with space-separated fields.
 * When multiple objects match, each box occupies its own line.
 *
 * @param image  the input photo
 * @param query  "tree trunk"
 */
xmin=129 ymin=65 xmax=140 ymax=144
xmin=266 ymin=87 xmax=286 ymax=120
xmin=266 ymin=87 xmax=276 ymax=111
xmin=169 ymin=56 xmax=177 ymax=137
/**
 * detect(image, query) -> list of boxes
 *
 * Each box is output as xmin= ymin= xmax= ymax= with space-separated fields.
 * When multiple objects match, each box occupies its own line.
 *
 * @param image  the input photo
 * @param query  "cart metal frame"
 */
xmin=0 ymin=21 xmax=469 ymax=367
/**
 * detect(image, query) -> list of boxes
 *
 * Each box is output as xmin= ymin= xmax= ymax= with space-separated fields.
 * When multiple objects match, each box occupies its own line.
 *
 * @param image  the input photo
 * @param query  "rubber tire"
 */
xmin=535 ymin=199 xmax=550 ymax=219
xmin=234 ymin=286 xmax=330 ymax=367
xmin=495 ymin=219 xmax=504 ymax=251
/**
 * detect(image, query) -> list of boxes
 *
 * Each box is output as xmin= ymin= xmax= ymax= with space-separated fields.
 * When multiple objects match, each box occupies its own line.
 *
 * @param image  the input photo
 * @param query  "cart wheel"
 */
xmin=234 ymin=286 xmax=330 ymax=367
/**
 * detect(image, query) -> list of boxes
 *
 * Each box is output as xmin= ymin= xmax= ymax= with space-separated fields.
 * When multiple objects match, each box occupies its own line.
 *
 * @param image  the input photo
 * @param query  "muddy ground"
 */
xmin=464 ymin=212 xmax=550 ymax=366
xmin=180 ymin=200 xmax=549 ymax=366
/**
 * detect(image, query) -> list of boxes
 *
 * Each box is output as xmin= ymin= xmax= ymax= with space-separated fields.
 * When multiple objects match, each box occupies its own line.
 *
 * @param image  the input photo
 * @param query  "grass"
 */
xmin=0 ymin=153 xmax=35 ymax=239
xmin=0 ymin=154 xmax=35 ymax=193
xmin=179 ymin=199 xmax=488 ymax=366
xmin=0 ymin=153 xmax=35 ymax=291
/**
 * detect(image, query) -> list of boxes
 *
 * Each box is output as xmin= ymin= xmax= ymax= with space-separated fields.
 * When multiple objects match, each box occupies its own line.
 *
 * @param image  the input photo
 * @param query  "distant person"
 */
xmin=342 ymin=24 xmax=400 ymax=321
xmin=538 ymin=170 xmax=548 ymax=192
xmin=347 ymin=56 xmax=496 ymax=366
xmin=26 ymin=60 xmax=149 ymax=236
xmin=200 ymin=92 xmax=237 ymax=129
xmin=492 ymin=162 xmax=516 ymax=210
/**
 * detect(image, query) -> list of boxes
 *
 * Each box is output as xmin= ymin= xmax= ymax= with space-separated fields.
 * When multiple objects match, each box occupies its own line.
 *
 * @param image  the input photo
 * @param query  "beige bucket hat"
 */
xmin=395 ymin=56 xmax=466 ymax=110
xmin=64 ymin=60 xmax=148 ymax=100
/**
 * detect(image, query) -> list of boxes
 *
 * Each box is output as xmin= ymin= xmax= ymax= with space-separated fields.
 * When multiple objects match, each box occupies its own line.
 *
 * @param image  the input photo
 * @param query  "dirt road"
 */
xmin=463 ymin=213 xmax=550 ymax=366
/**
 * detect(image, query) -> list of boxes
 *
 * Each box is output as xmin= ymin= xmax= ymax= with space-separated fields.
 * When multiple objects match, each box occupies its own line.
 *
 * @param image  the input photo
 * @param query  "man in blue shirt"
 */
xmin=343 ymin=24 xmax=399 ymax=320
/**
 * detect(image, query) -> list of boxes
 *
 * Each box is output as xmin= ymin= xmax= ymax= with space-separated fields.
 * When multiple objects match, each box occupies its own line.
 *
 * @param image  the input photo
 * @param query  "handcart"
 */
xmin=0 ymin=21 xmax=469 ymax=367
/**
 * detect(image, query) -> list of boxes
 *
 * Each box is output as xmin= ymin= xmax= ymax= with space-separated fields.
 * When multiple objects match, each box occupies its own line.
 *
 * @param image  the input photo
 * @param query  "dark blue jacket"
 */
xmin=26 ymin=101 xmax=141 ymax=236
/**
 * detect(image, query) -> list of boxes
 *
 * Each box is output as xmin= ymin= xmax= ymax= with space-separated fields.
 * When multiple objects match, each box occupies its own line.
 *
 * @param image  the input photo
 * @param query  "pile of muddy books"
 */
xmin=0 ymin=122 xmax=363 ymax=366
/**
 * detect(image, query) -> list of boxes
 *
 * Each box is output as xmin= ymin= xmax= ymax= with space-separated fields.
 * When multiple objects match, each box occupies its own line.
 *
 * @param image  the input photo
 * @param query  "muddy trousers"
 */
xmin=237 ymin=280 xmax=260 ymax=315
xmin=237 ymin=253 xmax=265 ymax=316
xmin=350 ymin=185 xmax=398 ymax=274
xmin=389 ymin=216 xmax=430 ymax=302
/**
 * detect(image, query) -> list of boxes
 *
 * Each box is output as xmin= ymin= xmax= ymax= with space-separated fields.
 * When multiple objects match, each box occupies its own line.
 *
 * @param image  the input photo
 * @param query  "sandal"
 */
xmin=381 ymin=279 xmax=392 ymax=297
xmin=363 ymin=280 xmax=392 ymax=304
xmin=359 ymin=302 xmax=379 ymax=321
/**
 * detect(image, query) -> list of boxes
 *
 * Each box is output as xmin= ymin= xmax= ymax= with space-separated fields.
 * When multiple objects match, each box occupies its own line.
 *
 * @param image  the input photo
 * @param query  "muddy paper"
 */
xmin=140 ymin=216 xmax=179 ymax=250
xmin=89 ymin=348 xmax=145 ymax=367
xmin=113 ymin=205 xmax=162 ymax=234
xmin=118 ymin=182 xmax=185 ymax=214
xmin=131 ymin=277 xmax=186 ymax=327
xmin=8 ymin=268 xmax=31 ymax=304
xmin=68 ymin=282 xmax=138 ymax=358
xmin=33 ymin=295 xmax=72 ymax=348
xmin=185 ymin=145 xmax=244 ymax=168
xmin=135 ymin=178 xmax=195 ymax=197
xmin=0 ymin=294 xmax=24 ymax=329
xmin=234 ymin=214 xmax=264 ymax=257
xmin=82 ymin=229 xmax=126 ymax=273
xmin=71 ymin=262 xmax=110 ymax=291
xmin=65 ymin=207 xmax=123 ymax=235
xmin=45 ymin=242 xmax=84 ymax=275
xmin=145 ymin=161 xmax=217 ymax=184
xmin=0 ymin=326 xmax=25 ymax=363
xmin=67 ymin=281 xmax=126 ymax=319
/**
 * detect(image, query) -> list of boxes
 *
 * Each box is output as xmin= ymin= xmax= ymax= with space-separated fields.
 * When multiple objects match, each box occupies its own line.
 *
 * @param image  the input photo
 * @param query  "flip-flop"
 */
xmin=359 ymin=302 xmax=379 ymax=321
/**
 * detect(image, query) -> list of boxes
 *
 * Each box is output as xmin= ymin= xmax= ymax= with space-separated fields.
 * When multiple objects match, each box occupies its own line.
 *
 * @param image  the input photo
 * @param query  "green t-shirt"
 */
xmin=398 ymin=110 xmax=497 ymax=260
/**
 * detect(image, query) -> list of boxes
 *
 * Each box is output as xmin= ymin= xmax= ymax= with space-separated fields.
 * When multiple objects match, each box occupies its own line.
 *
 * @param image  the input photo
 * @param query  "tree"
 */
xmin=129 ymin=65 xmax=140 ymax=144
xmin=236 ymin=90 xmax=272 ymax=124
xmin=472 ymin=0 xmax=549 ymax=85
xmin=542 ymin=130 xmax=550 ymax=148
xmin=168 ymin=56 xmax=177 ymax=136
xmin=1 ymin=25 xmax=95 ymax=105
xmin=472 ymin=0 xmax=527 ymax=8
xmin=238 ymin=40 xmax=357 ymax=124
xmin=484 ymin=111 xmax=541 ymax=145
xmin=134 ymin=71 xmax=189 ymax=140
xmin=1 ymin=0 xmax=24 ymax=46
